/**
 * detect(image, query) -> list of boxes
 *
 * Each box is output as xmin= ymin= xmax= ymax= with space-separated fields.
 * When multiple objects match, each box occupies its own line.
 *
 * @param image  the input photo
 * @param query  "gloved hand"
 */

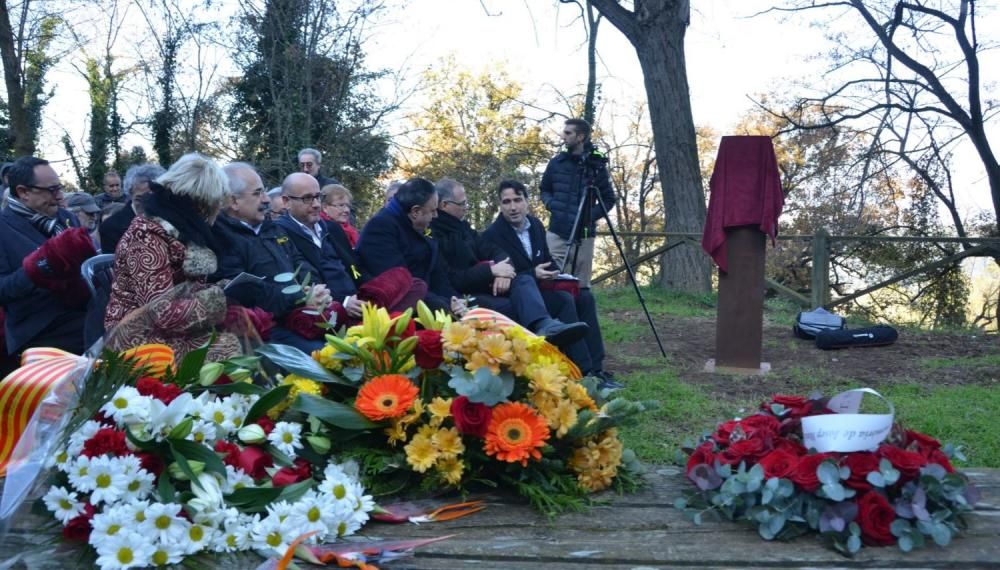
xmin=22 ymin=228 xmax=97 ymax=289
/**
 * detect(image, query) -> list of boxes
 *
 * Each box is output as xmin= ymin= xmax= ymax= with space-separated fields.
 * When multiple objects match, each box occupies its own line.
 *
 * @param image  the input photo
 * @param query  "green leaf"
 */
xmin=169 ymin=438 xmax=226 ymax=478
xmin=817 ymin=461 xmax=840 ymax=486
xmin=175 ymin=334 xmax=215 ymax=385
xmin=930 ymin=523 xmax=952 ymax=546
xmin=292 ymin=393 xmax=380 ymax=429
xmin=157 ymin=471 xmax=177 ymax=503
xmin=448 ymin=366 xmax=514 ymax=406
xmin=867 ymin=471 xmax=885 ymax=488
xmin=282 ymin=284 xmax=303 ymax=295
xmin=225 ymin=487 xmax=283 ymax=511
xmin=168 ymin=417 xmax=194 ymax=440
xmin=256 ymin=344 xmax=350 ymax=385
xmin=847 ymin=534 xmax=861 ymax=553
xmin=199 ymin=382 xmax=268 ymax=396
xmin=169 ymin=444 xmax=201 ymax=490
xmin=278 ymin=479 xmax=314 ymax=503
xmin=124 ymin=425 xmax=159 ymax=451
xmin=898 ymin=534 xmax=914 ymax=552
xmin=245 ymin=385 xmax=293 ymax=424
xmin=274 ymin=272 xmax=294 ymax=283
xmin=821 ymin=483 xmax=846 ymax=501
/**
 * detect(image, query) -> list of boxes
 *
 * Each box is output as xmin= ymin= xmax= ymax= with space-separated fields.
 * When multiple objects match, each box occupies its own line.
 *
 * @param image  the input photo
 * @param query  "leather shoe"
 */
xmin=533 ymin=318 xmax=589 ymax=348
xmin=594 ymin=370 xmax=625 ymax=390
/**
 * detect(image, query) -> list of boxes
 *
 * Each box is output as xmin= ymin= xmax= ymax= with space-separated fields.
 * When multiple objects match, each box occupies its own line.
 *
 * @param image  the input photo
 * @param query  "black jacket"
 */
xmin=212 ymin=214 xmax=310 ymax=318
xmin=273 ymin=214 xmax=357 ymax=299
xmin=356 ymin=201 xmax=457 ymax=311
xmin=481 ymin=213 xmax=554 ymax=276
xmin=98 ymin=204 xmax=136 ymax=255
xmin=540 ymin=151 xmax=616 ymax=240
xmin=429 ymin=211 xmax=510 ymax=294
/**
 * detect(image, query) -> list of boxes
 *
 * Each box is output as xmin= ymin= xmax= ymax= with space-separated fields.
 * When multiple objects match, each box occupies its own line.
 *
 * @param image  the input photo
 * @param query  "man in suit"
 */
xmin=99 ymin=163 xmax=165 ymax=254
xmin=430 ymin=177 xmax=587 ymax=347
xmin=357 ymin=177 xmax=467 ymax=315
xmin=482 ymin=179 xmax=621 ymax=389
xmin=0 ymin=156 xmax=97 ymax=356
xmin=94 ymin=171 xmax=126 ymax=208
xmin=298 ymin=148 xmax=339 ymax=189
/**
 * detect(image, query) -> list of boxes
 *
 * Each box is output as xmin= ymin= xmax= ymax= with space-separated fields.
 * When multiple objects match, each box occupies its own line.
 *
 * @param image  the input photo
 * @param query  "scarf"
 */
xmin=7 ymin=196 xmax=67 ymax=237
xmin=142 ymin=182 xmax=227 ymax=259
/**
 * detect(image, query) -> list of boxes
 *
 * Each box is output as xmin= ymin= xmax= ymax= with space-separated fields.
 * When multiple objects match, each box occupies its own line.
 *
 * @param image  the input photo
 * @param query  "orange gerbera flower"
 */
xmin=484 ymin=402 xmax=550 ymax=466
xmin=355 ymin=374 xmax=419 ymax=421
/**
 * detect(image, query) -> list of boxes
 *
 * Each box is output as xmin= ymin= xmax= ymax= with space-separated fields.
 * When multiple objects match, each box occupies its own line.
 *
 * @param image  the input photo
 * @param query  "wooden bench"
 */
xmin=2 ymin=466 xmax=997 ymax=568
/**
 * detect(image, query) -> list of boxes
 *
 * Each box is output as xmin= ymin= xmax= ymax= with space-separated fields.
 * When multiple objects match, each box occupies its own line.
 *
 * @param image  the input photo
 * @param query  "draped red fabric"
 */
xmin=701 ymin=135 xmax=784 ymax=273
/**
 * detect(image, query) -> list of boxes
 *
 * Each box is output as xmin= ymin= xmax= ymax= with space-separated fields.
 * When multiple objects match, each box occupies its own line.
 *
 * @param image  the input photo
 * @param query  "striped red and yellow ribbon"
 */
xmin=461 ymin=308 xmax=582 ymax=379
xmin=0 ymin=343 xmax=175 ymax=477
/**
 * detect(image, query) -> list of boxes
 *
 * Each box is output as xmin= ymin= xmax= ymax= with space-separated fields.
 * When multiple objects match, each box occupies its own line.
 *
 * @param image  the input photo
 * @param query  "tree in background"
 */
xmin=399 ymin=60 xmax=549 ymax=229
xmin=228 ymin=0 xmax=392 ymax=203
xmin=0 ymin=1 xmax=59 ymax=157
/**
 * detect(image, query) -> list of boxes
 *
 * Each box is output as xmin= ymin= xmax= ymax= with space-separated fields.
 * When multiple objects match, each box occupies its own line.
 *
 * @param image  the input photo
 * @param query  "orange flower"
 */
xmin=355 ymin=375 xmax=419 ymax=421
xmin=484 ymin=402 xmax=550 ymax=466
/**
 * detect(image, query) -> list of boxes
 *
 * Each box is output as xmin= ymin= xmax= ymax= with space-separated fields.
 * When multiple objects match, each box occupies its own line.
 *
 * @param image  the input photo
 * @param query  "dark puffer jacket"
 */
xmin=429 ymin=210 xmax=510 ymax=294
xmin=539 ymin=151 xmax=616 ymax=240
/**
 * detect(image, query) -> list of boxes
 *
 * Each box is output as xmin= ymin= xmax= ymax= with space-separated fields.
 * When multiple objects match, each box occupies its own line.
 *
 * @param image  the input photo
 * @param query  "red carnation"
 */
xmin=136 ymin=376 xmax=183 ymax=404
xmin=81 ymin=428 xmax=130 ymax=458
xmin=686 ymin=442 xmax=717 ymax=475
xmin=857 ymin=491 xmax=897 ymax=546
xmin=214 ymin=440 xmax=242 ymax=468
xmin=790 ymin=453 xmax=835 ymax=492
xmin=757 ymin=449 xmax=800 ymax=479
xmin=62 ymin=503 xmax=96 ymax=542
xmin=272 ymin=458 xmax=312 ymax=487
xmin=135 ymin=452 xmax=164 ymax=477
xmin=450 ymin=396 xmax=492 ymax=438
xmin=414 ymin=329 xmax=444 ymax=369
xmin=236 ymin=445 xmax=273 ymax=479
xmin=255 ymin=417 xmax=276 ymax=435
xmin=842 ymin=452 xmax=881 ymax=492
xmin=878 ymin=444 xmax=928 ymax=482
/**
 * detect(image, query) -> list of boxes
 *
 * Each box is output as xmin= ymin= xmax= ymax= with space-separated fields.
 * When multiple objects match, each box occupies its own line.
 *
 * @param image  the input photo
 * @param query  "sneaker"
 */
xmin=533 ymin=318 xmax=589 ymax=348
xmin=594 ymin=370 xmax=625 ymax=390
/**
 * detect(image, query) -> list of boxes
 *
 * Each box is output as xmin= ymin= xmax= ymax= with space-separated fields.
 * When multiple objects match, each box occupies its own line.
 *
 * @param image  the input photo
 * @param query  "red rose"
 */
xmin=857 ymin=491 xmax=897 ymax=546
xmin=921 ymin=448 xmax=955 ymax=473
xmin=773 ymin=437 xmax=807 ymax=457
xmin=878 ymin=444 xmax=928 ymax=481
xmin=778 ymin=417 xmax=803 ymax=437
xmin=82 ymin=428 xmax=130 ymax=458
xmin=741 ymin=414 xmax=781 ymax=439
xmin=236 ymin=445 xmax=274 ymax=479
xmin=255 ymin=417 xmax=276 ymax=435
xmin=283 ymin=306 xmax=329 ymax=340
xmin=767 ymin=394 xmax=813 ymax=418
xmin=414 ymin=329 xmax=444 ymax=369
xmin=713 ymin=420 xmax=739 ymax=445
xmin=135 ymin=452 xmax=164 ymax=476
xmin=790 ymin=453 xmax=835 ymax=492
xmin=272 ymin=458 xmax=312 ymax=487
xmin=904 ymin=430 xmax=942 ymax=451
xmin=214 ymin=441 xmax=241 ymax=468
xmin=62 ymin=503 xmax=95 ymax=542
xmin=842 ymin=452 xmax=881 ymax=492
xmin=686 ymin=442 xmax=716 ymax=475
xmin=757 ymin=449 xmax=800 ymax=479
xmin=450 ymin=396 xmax=493 ymax=438
xmin=720 ymin=438 xmax=767 ymax=466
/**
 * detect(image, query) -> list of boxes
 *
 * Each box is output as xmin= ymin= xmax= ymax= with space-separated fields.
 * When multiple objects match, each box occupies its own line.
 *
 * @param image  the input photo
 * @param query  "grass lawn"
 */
xmin=595 ymin=287 xmax=1000 ymax=469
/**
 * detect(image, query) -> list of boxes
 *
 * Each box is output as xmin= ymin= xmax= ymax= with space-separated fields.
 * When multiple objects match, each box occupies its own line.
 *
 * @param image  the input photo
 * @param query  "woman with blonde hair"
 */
xmin=321 ymin=183 xmax=360 ymax=248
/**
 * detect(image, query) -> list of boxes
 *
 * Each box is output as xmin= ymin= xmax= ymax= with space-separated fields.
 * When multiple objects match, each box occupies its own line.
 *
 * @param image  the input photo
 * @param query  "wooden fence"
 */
xmin=591 ymin=231 xmax=1000 ymax=310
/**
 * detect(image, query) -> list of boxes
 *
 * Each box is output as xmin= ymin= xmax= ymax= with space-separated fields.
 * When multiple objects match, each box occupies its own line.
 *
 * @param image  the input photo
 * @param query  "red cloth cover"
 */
xmin=701 ymin=136 xmax=784 ymax=273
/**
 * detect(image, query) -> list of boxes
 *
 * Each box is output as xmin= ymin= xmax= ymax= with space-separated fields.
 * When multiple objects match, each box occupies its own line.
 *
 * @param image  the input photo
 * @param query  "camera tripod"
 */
xmin=561 ymin=153 xmax=667 ymax=358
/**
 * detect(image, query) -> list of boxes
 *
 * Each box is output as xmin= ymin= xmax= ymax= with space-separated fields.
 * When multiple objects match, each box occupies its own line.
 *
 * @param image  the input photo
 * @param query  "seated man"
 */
xmin=430 ymin=177 xmax=587 ymax=347
xmin=274 ymin=173 xmax=424 ymax=324
xmin=0 ymin=156 xmax=97 ymax=356
xmin=482 ymin=179 xmax=621 ymax=389
xmin=356 ymin=177 xmax=465 ymax=315
xmin=215 ymin=163 xmax=333 ymax=351
xmin=99 ymin=163 xmax=165 ymax=254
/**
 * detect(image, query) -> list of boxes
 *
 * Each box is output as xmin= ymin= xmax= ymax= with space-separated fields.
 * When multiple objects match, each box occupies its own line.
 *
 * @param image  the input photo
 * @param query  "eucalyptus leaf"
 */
xmin=817 ymin=461 xmax=840 ymax=486
xmin=274 ymin=272 xmax=294 ymax=283
xmin=898 ymin=534 xmax=914 ymax=552
xmin=847 ymin=534 xmax=861 ymax=553
xmin=821 ymin=483 xmax=846 ymax=502
xmin=930 ymin=524 xmax=951 ymax=546
xmin=866 ymin=471 xmax=885 ymax=488
xmin=282 ymin=284 xmax=303 ymax=295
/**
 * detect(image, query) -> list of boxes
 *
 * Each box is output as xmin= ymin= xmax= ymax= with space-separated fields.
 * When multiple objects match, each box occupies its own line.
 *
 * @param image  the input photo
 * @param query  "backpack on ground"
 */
xmin=815 ymin=325 xmax=899 ymax=350
xmin=793 ymin=307 xmax=845 ymax=339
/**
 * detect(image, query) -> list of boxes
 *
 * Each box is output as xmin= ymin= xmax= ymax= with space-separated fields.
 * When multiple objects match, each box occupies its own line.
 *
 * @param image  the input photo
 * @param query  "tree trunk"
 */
xmin=0 ymin=1 xmax=33 ymax=156
xmin=635 ymin=14 xmax=710 ymax=292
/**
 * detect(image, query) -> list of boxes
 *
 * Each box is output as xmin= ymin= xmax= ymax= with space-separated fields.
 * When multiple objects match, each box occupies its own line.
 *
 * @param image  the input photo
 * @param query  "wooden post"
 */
xmin=713 ymin=227 xmax=768 ymax=372
xmin=811 ymin=228 xmax=830 ymax=308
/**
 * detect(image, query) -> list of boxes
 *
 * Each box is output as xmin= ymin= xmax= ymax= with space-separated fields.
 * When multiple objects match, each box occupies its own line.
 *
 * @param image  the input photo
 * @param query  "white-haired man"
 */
xmin=298 ymin=147 xmax=338 ymax=188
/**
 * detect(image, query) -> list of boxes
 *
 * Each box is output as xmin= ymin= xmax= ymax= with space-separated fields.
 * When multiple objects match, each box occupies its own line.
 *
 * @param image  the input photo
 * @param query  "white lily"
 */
xmin=148 ymin=393 xmax=194 ymax=438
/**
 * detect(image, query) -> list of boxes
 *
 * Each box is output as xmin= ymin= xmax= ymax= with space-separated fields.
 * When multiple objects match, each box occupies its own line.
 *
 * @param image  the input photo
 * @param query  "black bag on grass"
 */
xmin=793 ymin=308 xmax=845 ymax=339
xmin=815 ymin=325 xmax=898 ymax=350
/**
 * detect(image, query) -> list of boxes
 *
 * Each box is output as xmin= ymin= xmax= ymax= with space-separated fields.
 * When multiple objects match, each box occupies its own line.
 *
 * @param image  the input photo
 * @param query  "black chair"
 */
xmin=80 ymin=254 xmax=115 ymax=351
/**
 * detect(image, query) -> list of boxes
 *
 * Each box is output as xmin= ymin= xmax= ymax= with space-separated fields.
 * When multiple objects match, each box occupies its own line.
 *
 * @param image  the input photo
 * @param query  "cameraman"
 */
xmin=540 ymin=118 xmax=616 ymax=288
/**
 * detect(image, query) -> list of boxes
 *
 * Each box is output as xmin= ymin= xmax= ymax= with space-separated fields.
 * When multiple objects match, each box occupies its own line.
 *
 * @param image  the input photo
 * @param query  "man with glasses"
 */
xmin=0 ymin=156 xmax=97 ymax=357
xmin=298 ymin=148 xmax=339 ymax=189
xmin=429 ymin=178 xmax=588 ymax=347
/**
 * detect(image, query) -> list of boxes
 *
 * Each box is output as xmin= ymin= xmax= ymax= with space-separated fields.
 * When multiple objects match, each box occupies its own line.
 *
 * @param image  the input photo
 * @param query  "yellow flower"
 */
xmin=531 ymin=392 xmax=560 ymax=421
xmin=404 ymin=433 xmax=439 ymax=472
xmin=528 ymin=363 xmax=566 ymax=397
xmin=553 ymin=399 xmax=579 ymax=437
xmin=441 ymin=322 xmax=476 ymax=353
xmin=313 ymin=344 xmax=343 ymax=371
xmin=464 ymin=350 xmax=494 ymax=373
xmin=432 ymin=427 xmax=465 ymax=459
xmin=269 ymin=374 xmax=325 ymax=418
xmin=477 ymin=333 xmax=513 ymax=367
xmin=508 ymin=337 xmax=531 ymax=375
xmin=427 ymin=397 xmax=453 ymax=427
xmin=569 ymin=430 xmax=624 ymax=492
xmin=566 ymin=382 xmax=597 ymax=411
xmin=435 ymin=456 xmax=464 ymax=485
xmin=347 ymin=303 xmax=393 ymax=348
xmin=384 ymin=420 xmax=409 ymax=446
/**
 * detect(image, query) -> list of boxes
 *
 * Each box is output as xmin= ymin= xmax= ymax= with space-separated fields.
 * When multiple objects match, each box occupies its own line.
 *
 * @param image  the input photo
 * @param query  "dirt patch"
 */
xmin=604 ymin=309 xmax=999 ymax=401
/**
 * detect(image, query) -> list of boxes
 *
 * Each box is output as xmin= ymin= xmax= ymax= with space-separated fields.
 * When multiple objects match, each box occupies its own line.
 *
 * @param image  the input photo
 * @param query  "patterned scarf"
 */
xmin=6 ymin=195 xmax=66 ymax=237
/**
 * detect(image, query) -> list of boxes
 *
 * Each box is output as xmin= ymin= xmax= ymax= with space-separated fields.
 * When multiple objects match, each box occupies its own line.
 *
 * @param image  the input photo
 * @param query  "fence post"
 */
xmin=811 ymin=228 xmax=830 ymax=308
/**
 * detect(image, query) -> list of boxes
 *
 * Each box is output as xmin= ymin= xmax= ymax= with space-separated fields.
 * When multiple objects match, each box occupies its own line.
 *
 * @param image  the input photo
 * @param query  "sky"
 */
xmin=35 ymin=0 xmax=997 ymax=216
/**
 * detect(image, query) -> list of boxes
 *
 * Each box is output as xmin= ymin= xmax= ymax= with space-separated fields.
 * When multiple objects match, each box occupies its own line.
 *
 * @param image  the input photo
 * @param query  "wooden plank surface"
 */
xmin=1 ymin=466 xmax=997 ymax=569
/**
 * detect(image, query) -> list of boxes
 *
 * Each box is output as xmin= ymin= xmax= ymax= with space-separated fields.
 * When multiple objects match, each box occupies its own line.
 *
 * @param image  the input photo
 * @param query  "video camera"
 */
xmin=580 ymin=141 xmax=609 ymax=171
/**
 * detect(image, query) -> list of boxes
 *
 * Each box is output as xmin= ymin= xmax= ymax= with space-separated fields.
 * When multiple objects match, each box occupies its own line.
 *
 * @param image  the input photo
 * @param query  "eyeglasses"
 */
xmin=444 ymin=199 xmax=468 ymax=208
xmin=26 ymin=184 xmax=64 ymax=195
xmin=286 ymin=193 xmax=321 ymax=203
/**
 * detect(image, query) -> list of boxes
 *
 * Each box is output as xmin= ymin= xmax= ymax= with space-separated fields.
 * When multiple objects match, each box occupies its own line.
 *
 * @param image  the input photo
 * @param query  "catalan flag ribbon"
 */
xmin=0 ymin=348 xmax=89 ymax=477
xmin=120 ymin=343 xmax=176 ymax=378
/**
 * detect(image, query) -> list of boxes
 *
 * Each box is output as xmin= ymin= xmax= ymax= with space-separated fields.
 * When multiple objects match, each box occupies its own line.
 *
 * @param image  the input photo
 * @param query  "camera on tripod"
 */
xmin=580 ymin=142 xmax=608 ymax=170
